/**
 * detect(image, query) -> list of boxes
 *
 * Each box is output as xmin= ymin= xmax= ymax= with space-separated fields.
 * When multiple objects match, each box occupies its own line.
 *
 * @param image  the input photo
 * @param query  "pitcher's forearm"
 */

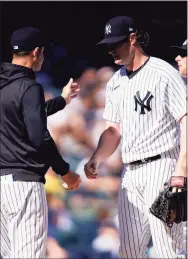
xmin=175 ymin=154 xmax=187 ymax=177
xmin=175 ymin=115 xmax=187 ymax=177
xmin=92 ymin=127 xmax=121 ymax=164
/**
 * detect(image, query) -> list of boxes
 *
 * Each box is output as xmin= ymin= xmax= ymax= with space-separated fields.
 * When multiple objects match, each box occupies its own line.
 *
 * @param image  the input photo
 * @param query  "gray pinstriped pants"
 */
xmin=0 ymin=176 xmax=48 ymax=258
xmin=118 ymin=153 xmax=187 ymax=258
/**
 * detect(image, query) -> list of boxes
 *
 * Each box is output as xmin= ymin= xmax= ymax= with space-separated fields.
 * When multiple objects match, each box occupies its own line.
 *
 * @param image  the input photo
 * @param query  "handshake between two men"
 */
xmin=62 ymin=157 xmax=100 ymax=191
xmin=56 ymin=78 xmax=82 ymax=191
xmin=57 ymin=78 xmax=104 ymax=191
xmin=61 ymin=158 xmax=98 ymax=191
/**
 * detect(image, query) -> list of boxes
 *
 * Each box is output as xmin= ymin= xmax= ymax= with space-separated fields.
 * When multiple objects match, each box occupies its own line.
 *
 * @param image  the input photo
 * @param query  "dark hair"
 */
xmin=13 ymin=50 xmax=32 ymax=57
xmin=135 ymin=29 xmax=150 ymax=49
xmin=13 ymin=47 xmax=43 ymax=57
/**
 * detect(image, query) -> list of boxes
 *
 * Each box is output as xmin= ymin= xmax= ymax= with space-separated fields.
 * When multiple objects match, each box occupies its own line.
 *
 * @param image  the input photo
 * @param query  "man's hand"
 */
xmin=84 ymin=157 xmax=100 ymax=179
xmin=61 ymin=78 xmax=80 ymax=104
xmin=62 ymin=170 xmax=81 ymax=190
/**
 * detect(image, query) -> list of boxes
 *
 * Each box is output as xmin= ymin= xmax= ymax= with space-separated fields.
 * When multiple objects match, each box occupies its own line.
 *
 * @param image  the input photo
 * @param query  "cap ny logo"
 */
xmin=105 ymin=24 xmax=111 ymax=34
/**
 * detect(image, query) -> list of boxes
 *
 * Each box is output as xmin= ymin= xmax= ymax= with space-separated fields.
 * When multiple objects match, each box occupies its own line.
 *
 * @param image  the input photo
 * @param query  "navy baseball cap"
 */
xmin=170 ymin=40 xmax=187 ymax=57
xmin=97 ymin=16 xmax=136 ymax=45
xmin=10 ymin=27 xmax=47 ymax=52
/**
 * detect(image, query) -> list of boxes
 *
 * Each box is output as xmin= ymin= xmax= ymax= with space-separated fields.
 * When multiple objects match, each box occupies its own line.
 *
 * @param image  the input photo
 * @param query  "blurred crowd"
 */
xmin=36 ymin=47 xmax=156 ymax=258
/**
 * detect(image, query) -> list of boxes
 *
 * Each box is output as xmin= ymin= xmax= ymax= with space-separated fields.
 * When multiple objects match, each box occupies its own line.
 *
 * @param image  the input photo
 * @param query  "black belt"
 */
xmin=129 ymin=154 xmax=161 ymax=166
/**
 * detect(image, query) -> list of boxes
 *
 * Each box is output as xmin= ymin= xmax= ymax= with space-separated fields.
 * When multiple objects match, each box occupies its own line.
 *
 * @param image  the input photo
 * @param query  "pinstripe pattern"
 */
xmin=119 ymin=151 xmax=187 ymax=258
xmin=103 ymin=57 xmax=186 ymax=163
xmin=0 ymin=178 xmax=48 ymax=258
xmin=0 ymin=209 xmax=11 ymax=258
xmin=103 ymin=56 xmax=187 ymax=258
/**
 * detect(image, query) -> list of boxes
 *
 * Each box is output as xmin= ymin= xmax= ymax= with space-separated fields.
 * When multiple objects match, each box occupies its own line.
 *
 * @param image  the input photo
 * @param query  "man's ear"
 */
xmin=129 ymin=33 xmax=137 ymax=45
xmin=33 ymin=47 xmax=40 ymax=58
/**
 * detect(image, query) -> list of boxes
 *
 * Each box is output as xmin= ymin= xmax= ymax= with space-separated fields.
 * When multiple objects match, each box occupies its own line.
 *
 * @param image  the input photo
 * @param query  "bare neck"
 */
xmin=126 ymin=49 xmax=149 ymax=72
xmin=12 ymin=57 xmax=33 ymax=70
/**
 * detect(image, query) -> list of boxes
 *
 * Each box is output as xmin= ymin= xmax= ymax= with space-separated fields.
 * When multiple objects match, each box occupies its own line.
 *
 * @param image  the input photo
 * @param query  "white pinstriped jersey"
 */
xmin=103 ymin=57 xmax=187 ymax=163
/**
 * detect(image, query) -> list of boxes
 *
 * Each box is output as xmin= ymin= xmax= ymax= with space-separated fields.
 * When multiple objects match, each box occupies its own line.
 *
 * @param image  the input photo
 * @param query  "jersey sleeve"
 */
xmin=164 ymin=70 xmax=187 ymax=121
xmin=103 ymin=78 xmax=121 ymax=123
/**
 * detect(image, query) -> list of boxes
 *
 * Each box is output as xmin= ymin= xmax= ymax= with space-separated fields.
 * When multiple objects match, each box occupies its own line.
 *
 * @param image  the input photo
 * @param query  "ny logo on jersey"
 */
xmin=134 ymin=91 xmax=154 ymax=114
xmin=105 ymin=24 xmax=111 ymax=34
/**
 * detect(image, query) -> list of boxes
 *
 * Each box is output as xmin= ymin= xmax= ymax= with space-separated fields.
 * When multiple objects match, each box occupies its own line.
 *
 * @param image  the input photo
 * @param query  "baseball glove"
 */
xmin=149 ymin=176 xmax=187 ymax=228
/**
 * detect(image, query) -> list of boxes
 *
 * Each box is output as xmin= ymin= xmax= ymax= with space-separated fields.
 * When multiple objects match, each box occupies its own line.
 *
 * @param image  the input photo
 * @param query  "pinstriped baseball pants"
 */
xmin=0 ymin=177 xmax=48 ymax=258
xmin=118 ymin=153 xmax=187 ymax=259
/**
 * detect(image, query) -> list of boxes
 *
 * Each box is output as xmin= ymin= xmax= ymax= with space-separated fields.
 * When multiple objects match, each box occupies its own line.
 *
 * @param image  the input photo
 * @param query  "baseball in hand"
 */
xmin=62 ymin=182 xmax=69 ymax=189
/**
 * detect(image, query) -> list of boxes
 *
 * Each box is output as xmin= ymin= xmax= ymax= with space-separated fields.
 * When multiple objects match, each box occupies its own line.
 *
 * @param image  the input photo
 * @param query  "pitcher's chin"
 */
xmin=114 ymin=59 xmax=123 ymax=65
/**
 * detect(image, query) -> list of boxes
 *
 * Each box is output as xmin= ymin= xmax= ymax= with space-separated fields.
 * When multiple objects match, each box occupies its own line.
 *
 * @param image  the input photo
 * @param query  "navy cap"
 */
xmin=170 ymin=40 xmax=187 ymax=57
xmin=10 ymin=27 xmax=46 ymax=52
xmin=97 ymin=16 xmax=136 ymax=45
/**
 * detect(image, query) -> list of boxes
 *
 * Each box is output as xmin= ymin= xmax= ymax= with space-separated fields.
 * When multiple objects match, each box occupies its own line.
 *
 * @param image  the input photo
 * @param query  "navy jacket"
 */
xmin=0 ymin=62 xmax=69 ymax=183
